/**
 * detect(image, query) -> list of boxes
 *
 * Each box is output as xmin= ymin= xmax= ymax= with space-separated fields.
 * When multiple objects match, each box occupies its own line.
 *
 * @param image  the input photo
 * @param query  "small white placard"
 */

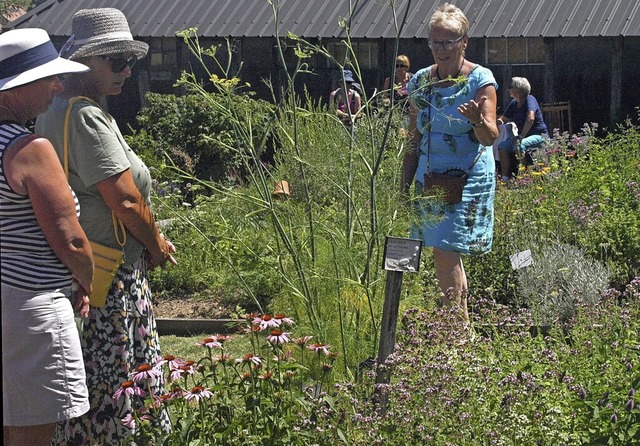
xmin=510 ymin=249 xmax=533 ymax=270
xmin=383 ymin=236 xmax=422 ymax=272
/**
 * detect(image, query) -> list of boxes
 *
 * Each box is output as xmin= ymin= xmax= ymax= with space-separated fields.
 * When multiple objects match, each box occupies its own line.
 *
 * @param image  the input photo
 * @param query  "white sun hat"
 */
xmin=0 ymin=28 xmax=89 ymax=91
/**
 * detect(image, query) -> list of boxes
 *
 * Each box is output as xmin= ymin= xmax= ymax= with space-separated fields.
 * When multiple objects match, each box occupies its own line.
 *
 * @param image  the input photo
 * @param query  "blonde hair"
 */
xmin=396 ymin=54 xmax=410 ymax=69
xmin=428 ymin=3 xmax=469 ymax=38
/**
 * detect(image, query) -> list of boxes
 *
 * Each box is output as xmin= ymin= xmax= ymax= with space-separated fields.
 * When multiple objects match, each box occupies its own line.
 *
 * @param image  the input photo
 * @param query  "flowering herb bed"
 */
xmin=121 ymin=280 xmax=640 ymax=445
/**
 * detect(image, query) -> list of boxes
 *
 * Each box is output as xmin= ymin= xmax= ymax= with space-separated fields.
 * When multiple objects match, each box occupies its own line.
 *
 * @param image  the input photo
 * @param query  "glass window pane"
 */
xmin=508 ymin=39 xmax=527 ymax=63
xmin=488 ymin=38 xmax=506 ymax=64
xmin=527 ymin=38 xmax=545 ymax=63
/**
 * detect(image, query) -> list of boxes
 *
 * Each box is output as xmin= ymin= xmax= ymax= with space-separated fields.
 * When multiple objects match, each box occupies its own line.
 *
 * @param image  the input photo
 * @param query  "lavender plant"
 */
xmin=516 ymin=243 xmax=610 ymax=325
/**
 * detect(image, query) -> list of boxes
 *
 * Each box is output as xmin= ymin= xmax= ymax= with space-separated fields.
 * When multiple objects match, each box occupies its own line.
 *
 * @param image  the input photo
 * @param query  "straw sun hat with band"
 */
xmin=59 ymin=8 xmax=148 ymax=61
xmin=0 ymin=28 xmax=88 ymax=91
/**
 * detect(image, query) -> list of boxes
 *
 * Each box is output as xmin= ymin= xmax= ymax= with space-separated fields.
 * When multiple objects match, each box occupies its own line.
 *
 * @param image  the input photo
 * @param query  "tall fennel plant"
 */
xmin=171 ymin=0 xmax=415 ymax=374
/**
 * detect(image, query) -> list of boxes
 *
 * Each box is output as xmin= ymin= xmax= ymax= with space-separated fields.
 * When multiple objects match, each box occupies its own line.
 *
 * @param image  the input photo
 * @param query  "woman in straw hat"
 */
xmin=0 ymin=28 xmax=93 ymax=446
xmin=36 ymin=8 xmax=176 ymax=445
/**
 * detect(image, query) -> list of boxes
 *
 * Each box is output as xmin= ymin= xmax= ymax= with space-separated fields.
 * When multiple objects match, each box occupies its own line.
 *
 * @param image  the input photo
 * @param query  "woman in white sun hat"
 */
xmin=35 ymin=8 xmax=176 ymax=445
xmin=0 ymin=28 xmax=93 ymax=446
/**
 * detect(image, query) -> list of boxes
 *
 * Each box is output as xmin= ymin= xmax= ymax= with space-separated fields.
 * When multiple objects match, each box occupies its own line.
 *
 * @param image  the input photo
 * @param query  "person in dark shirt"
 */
xmin=496 ymin=77 xmax=548 ymax=180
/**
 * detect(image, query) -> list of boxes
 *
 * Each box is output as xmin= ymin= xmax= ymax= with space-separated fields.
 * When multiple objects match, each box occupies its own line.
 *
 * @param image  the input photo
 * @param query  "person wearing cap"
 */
xmin=329 ymin=69 xmax=362 ymax=127
xmin=35 ymin=8 xmax=176 ymax=444
xmin=0 ymin=28 xmax=93 ymax=446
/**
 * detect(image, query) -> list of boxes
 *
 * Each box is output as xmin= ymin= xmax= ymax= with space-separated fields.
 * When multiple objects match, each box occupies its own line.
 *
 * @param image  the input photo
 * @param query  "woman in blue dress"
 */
xmin=402 ymin=3 xmax=499 ymax=320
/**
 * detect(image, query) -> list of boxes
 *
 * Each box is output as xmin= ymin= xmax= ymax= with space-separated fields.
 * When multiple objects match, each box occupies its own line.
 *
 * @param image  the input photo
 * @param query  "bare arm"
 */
xmin=457 ymin=84 xmax=499 ymax=146
xmin=95 ymin=170 xmax=176 ymax=269
xmin=520 ymin=110 xmax=536 ymax=138
xmin=401 ymin=103 xmax=420 ymax=194
xmin=4 ymin=136 xmax=94 ymax=298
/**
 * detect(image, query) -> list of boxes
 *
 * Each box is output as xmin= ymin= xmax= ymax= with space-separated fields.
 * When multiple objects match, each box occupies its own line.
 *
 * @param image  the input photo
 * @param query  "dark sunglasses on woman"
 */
xmin=100 ymin=55 xmax=137 ymax=73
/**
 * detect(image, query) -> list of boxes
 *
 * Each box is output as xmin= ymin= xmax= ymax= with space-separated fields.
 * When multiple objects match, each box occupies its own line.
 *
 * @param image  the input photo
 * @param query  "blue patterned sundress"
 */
xmin=406 ymin=64 xmax=497 ymax=255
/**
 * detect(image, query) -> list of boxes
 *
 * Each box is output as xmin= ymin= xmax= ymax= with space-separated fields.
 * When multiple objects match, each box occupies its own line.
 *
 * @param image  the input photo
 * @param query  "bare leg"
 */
xmin=433 ymin=247 xmax=469 ymax=321
xmin=4 ymin=423 xmax=55 ymax=446
xmin=498 ymin=149 xmax=511 ymax=181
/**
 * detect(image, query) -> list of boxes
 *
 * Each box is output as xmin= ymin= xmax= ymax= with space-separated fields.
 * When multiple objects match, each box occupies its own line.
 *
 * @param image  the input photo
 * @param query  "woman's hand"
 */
xmin=72 ymin=283 xmax=91 ymax=318
xmin=146 ymin=236 xmax=177 ymax=270
xmin=457 ymin=96 xmax=487 ymax=125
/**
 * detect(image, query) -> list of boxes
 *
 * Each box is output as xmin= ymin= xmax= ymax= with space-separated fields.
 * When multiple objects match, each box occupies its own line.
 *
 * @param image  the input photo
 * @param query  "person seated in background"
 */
xmin=330 ymin=69 xmax=362 ymax=127
xmin=496 ymin=77 xmax=548 ymax=181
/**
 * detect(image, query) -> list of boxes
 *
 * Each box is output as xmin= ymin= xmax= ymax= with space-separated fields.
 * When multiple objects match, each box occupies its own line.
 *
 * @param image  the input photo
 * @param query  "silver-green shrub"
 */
xmin=516 ymin=243 xmax=609 ymax=325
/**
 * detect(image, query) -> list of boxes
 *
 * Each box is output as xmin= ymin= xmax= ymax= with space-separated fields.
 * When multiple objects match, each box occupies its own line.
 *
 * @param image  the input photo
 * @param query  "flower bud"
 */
xmin=626 ymin=400 xmax=634 ymax=412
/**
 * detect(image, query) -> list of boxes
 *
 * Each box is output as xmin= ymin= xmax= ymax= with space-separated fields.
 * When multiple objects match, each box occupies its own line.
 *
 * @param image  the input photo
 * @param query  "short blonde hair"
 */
xmin=428 ymin=3 xmax=469 ymax=38
xmin=396 ymin=54 xmax=410 ymax=69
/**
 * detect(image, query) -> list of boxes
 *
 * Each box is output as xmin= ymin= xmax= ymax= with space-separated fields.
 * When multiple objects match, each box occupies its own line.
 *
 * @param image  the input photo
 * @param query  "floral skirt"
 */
xmin=54 ymin=257 xmax=169 ymax=445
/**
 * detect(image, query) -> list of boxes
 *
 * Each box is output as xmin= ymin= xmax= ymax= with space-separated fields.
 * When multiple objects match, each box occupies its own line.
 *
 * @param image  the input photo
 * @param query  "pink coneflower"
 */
xmin=307 ymin=343 xmax=331 ymax=355
xmin=236 ymin=353 xmax=262 ymax=366
xmin=169 ymin=360 xmax=198 ymax=381
xmin=215 ymin=334 xmax=232 ymax=343
xmin=259 ymin=372 xmax=273 ymax=380
xmin=157 ymin=354 xmax=183 ymax=370
xmin=253 ymin=314 xmax=281 ymax=330
xmin=266 ymin=329 xmax=290 ymax=344
xmin=196 ymin=337 xmax=222 ymax=349
xmin=243 ymin=324 xmax=263 ymax=334
xmin=121 ymin=413 xmax=136 ymax=429
xmin=113 ymin=380 xmax=146 ymax=401
xmin=274 ymin=313 xmax=294 ymax=325
xmin=131 ymin=363 xmax=162 ymax=384
xmin=294 ymin=336 xmax=313 ymax=347
xmin=185 ymin=385 xmax=213 ymax=402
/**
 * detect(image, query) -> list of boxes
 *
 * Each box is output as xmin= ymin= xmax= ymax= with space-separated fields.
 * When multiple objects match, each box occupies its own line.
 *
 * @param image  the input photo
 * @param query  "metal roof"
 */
xmin=6 ymin=0 xmax=640 ymax=38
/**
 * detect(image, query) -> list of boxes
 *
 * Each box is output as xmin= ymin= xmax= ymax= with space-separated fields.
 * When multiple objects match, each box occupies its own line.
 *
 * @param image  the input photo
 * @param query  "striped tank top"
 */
xmin=1 ymin=122 xmax=79 ymax=291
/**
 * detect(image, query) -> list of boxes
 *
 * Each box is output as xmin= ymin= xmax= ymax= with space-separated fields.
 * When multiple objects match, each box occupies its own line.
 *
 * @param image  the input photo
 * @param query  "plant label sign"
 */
xmin=383 ymin=236 xmax=422 ymax=272
xmin=510 ymin=249 xmax=533 ymax=270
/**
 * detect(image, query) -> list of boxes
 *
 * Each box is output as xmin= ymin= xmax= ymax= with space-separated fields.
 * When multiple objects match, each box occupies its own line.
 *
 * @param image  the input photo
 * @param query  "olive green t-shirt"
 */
xmin=36 ymin=97 xmax=151 ymax=265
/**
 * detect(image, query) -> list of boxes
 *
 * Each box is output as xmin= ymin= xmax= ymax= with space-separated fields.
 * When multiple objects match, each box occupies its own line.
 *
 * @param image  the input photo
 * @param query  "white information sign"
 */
xmin=383 ymin=237 xmax=422 ymax=272
xmin=509 ymin=249 xmax=533 ymax=270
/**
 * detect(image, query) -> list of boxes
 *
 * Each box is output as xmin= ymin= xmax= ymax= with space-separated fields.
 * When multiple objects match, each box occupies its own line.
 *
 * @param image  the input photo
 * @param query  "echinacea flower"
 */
xmin=215 ymin=334 xmax=233 ymax=344
xmin=131 ymin=363 xmax=163 ymax=384
xmin=307 ymin=343 xmax=331 ymax=355
xmin=157 ymin=354 xmax=183 ymax=370
xmin=121 ymin=413 xmax=136 ymax=429
xmin=169 ymin=360 xmax=198 ymax=381
xmin=113 ymin=380 xmax=146 ymax=401
xmin=266 ymin=329 xmax=290 ymax=344
xmin=196 ymin=337 xmax=222 ymax=349
xmin=253 ymin=314 xmax=281 ymax=330
xmin=294 ymin=336 xmax=313 ymax=347
xmin=274 ymin=313 xmax=294 ymax=325
xmin=236 ymin=353 xmax=262 ymax=366
xmin=185 ymin=385 xmax=213 ymax=402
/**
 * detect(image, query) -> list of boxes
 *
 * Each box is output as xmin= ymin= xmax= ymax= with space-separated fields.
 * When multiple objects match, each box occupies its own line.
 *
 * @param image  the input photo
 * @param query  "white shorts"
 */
xmin=2 ymin=284 xmax=89 ymax=426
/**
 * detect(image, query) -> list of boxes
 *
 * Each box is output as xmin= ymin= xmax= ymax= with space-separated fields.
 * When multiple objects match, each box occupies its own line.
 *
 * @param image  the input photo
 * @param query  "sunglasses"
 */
xmin=427 ymin=35 xmax=464 ymax=51
xmin=395 ymin=64 xmax=408 ymax=68
xmin=101 ymin=55 xmax=137 ymax=73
